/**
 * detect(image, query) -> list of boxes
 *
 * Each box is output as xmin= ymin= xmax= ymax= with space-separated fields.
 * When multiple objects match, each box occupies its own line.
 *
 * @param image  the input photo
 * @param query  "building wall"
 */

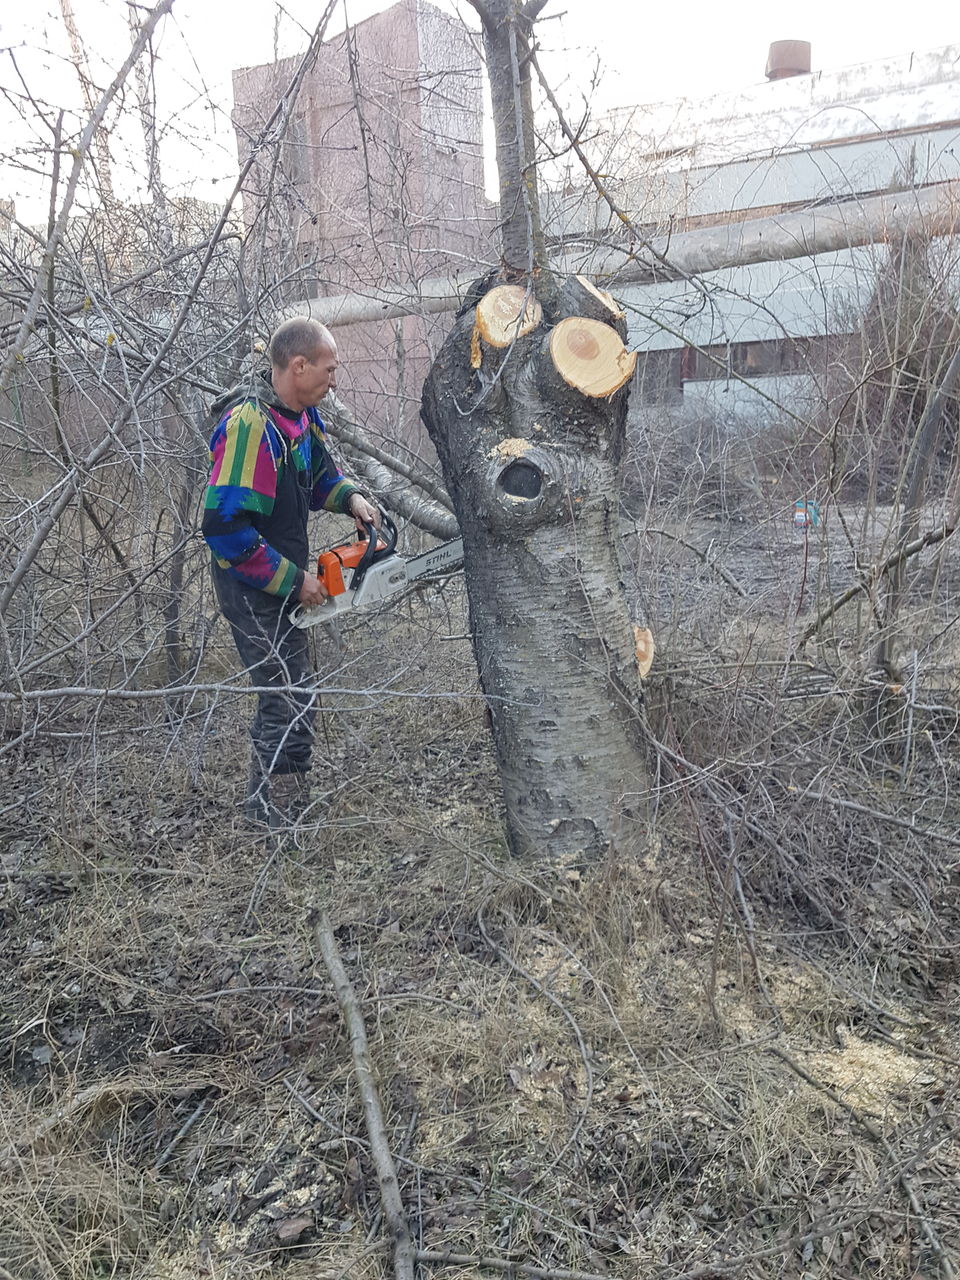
xmin=679 ymin=373 xmax=821 ymax=425
xmin=231 ymin=0 xmax=494 ymax=447
xmin=605 ymin=43 xmax=960 ymax=184
xmin=544 ymin=44 xmax=960 ymax=426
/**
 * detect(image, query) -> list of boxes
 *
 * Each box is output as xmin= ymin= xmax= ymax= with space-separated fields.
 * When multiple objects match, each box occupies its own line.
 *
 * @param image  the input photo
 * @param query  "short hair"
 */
xmin=269 ymin=318 xmax=336 ymax=371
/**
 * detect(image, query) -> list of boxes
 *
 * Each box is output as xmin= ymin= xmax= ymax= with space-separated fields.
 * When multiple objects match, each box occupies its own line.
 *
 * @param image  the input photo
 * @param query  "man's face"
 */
xmin=295 ymin=342 xmax=339 ymax=406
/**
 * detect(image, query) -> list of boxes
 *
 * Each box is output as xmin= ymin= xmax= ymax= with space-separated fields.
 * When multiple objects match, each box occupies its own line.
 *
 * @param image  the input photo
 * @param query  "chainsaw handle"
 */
xmin=351 ymin=513 xmax=397 ymax=591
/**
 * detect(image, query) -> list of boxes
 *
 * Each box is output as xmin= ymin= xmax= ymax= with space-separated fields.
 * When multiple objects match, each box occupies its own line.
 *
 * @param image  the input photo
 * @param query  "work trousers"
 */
xmin=213 ymin=565 xmax=315 ymax=775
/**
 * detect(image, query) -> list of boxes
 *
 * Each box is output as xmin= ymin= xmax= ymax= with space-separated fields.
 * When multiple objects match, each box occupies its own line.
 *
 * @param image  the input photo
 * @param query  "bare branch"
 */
xmin=798 ymin=518 xmax=958 ymax=647
xmin=519 ymin=0 xmax=552 ymax=23
xmin=314 ymin=911 xmax=415 ymax=1280
xmin=0 ymin=3 xmax=340 ymax=618
xmin=0 ymin=0 xmax=175 ymax=394
xmin=300 ymin=184 xmax=960 ymax=327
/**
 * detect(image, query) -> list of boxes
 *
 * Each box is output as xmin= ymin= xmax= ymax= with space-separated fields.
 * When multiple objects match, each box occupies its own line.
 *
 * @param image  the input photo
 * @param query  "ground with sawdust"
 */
xmin=2 ymin=500 xmax=960 ymax=1280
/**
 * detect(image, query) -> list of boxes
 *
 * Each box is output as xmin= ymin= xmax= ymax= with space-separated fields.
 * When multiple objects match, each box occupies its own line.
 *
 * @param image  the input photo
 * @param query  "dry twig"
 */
xmin=643 ymin=525 xmax=748 ymax=598
xmin=798 ymin=519 xmax=958 ymax=647
xmin=0 ymin=1077 xmax=205 ymax=1166
xmin=791 ymin=785 xmax=960 ymax=850
xmin=313 ymin=910 xmax=416 ymax=1280
xmin=416 ymin=1250 xmax=609 ymax=1280
xmin=768 ymin=1046 xmax=958 ymax=1280
xmin=152 ymin=1092 xmax=212 ymax=1172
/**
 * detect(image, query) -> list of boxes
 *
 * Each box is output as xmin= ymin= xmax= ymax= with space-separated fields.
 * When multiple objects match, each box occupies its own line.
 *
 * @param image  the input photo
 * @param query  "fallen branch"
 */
xmin=416 ymin=1251 xmax=609 ymax=1280
xmin=0 ymin=681 xmax=490 ymax=705
xmin=790 ymin=785 xmax=960 ymax=850
xmin=768 ymin=1046 xmax=957 ymax=1280
xmin=642 ymin=525 xmax=748 ymax=598
xmin=866 ymin=1025 xmax=960 ymax=1072
xmin=314 ymin=910 xmax=415 ymax=1280
xmin=337 ymin=437 xmax=460 ymax=541
xmin=289 ymin=1072 xmax=896 ymax=1280
xmin=798 ymin=519 xmax=957 ymax=647
xmin=152 ymin=1092 xmax=212 ymax=1172
xmin=324 ymin=394 xmax=452 ymax=508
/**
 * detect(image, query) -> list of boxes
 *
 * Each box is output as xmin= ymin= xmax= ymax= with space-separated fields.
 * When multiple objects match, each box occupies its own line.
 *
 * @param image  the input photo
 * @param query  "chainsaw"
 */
xmin=290 ymin=514 xmax=464 ymax=628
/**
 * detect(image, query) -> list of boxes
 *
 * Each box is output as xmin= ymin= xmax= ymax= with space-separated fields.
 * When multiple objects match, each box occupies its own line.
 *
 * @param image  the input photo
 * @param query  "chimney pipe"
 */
xmin=765 ymin=40 xmax=812 ymax=81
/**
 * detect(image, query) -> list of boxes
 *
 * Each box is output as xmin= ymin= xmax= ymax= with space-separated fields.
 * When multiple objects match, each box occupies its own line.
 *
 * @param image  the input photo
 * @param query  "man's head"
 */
xmin=269 ymin=318 xmax=339 ymax=413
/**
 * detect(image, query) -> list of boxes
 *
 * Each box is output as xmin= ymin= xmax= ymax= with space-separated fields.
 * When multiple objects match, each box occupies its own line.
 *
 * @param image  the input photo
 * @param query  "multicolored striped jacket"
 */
xmin=201 ymin=374 xmax=359 ymax=599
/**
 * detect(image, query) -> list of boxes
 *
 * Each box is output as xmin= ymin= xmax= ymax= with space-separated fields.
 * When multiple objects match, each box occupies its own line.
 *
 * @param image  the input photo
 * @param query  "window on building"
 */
xmin=282 ymin=114 xmax=308 ymax=187
xmin=682 ymin=336 xmax=831 ymax=381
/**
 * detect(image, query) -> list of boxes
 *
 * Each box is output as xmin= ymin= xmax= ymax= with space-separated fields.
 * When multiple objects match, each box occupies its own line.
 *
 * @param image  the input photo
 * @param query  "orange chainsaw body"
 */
xmin=317 ymin=531 xmax=389 ymax=597
xmin=289 ymin=514 xmax=463 ymax=630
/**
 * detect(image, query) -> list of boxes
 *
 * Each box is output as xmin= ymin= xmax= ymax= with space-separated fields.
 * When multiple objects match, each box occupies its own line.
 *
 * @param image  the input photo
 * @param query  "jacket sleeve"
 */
xmin=201 ymin=402 xmax=304 ymax=598
xmin=309 ymin=414 xmax=361 ymax=514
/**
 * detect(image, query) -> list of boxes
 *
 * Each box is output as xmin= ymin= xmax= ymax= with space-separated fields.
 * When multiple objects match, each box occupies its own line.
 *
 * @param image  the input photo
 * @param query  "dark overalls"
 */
xmin=211 ymin=422 xmax=316 ymax=778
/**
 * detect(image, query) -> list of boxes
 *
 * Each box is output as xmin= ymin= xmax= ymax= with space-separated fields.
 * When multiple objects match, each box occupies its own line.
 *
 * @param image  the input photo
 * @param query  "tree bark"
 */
xmin=422 ymin=279 xmax=648 ymax=863
xmin=471 ymin=0 xmax=552 ymax=297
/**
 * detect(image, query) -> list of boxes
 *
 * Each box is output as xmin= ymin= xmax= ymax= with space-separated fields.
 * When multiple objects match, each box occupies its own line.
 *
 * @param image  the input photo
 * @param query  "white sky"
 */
xmin=1 ymin=0 xmax=958 ymax=221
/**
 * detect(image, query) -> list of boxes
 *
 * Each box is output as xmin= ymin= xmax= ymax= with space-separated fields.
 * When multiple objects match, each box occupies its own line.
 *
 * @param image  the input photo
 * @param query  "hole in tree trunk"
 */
xmin=498 ymin=460 xmax=543 ymax=499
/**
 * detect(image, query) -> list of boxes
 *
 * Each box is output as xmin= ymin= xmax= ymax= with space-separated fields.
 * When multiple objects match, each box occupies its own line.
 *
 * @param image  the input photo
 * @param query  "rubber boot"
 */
xmin=243 ymin=753 xmax=271 ymax=827
xmin=268 ymin=770 xmax=311 ymax=834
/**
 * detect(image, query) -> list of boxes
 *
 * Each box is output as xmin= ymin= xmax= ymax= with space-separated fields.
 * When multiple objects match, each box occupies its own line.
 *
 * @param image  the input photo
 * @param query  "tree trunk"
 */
xmin=422 ymin=279 xmax=648 ymax=863
xmin=475 ymin=0 xmax=551 ymax=292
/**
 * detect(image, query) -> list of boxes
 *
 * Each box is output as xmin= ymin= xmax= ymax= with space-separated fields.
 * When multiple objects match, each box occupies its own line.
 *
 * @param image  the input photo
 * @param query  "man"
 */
xmin=202 ymin=318 xmax=379 ymax=829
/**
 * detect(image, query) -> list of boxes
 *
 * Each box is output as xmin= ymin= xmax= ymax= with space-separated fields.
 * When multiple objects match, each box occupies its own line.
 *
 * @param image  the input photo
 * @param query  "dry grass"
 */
xmin=3 ymin=441 xmax=960 ymax=1278
xmin=3 ymin=633 xmax=959 ymax=1279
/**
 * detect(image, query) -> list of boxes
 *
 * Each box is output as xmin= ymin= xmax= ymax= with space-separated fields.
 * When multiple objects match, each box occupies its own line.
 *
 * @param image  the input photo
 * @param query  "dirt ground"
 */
xmin=2 ymin=509 xmax=960 ymax=1280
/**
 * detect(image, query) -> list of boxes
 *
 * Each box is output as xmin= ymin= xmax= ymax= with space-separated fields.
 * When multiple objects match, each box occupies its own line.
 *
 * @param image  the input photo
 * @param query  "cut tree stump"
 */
xmin=548 ymin=317 xmax=637 ymax=398
xmin=557 ymin=274 xmax=625 ymax=325
xmin=422 ymin=274 xmax=649 ymax=863
xmin=473 ymin=285 xmax=543 ymax=366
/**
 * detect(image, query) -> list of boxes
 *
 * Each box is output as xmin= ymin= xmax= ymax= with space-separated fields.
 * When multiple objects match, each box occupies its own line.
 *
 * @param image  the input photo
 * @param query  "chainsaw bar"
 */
xmin=403 ymin=537 xmax=465 ymax=583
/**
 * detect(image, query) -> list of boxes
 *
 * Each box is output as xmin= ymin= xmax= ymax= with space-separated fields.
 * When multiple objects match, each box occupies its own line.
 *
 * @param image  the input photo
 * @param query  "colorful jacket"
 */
xmin=201 ymin=373 xmax=360 ymax=599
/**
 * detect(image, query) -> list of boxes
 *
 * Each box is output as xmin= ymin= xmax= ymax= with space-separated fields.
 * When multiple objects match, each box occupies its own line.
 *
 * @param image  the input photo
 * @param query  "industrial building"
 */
xmin=545 ymin=41 xmax=960 ymax=424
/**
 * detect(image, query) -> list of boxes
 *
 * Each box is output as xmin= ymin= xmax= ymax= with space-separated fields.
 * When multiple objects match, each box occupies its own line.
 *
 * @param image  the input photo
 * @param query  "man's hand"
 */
xmin=298 ymin=572 xmax=329 ymax=607
xmin=348 ymin=493 xmax=381 ymax=530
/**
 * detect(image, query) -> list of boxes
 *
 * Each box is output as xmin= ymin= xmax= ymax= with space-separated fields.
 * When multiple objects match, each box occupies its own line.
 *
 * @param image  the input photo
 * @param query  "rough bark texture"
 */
xmin=474 ymin=0 xmax=551 ymax=290
xmin=421 ymin=278 xmax=648 ymax=863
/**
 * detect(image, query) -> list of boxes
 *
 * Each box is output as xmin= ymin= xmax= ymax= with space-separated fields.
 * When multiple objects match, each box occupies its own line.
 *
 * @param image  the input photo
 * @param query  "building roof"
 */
xmin=605 ymin=43 xmax=960 ymax=168
xmin=551 ymin=44 xmax=960 ymax=353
